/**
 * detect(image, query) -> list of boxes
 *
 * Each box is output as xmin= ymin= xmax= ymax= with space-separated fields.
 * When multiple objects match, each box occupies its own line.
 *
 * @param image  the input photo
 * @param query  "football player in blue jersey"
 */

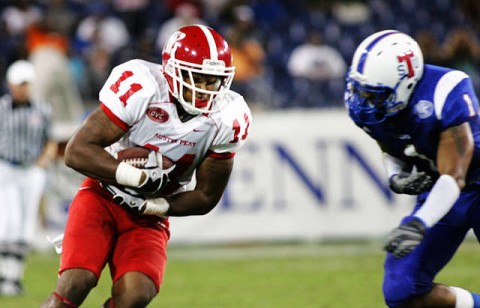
xmin=345 ymin=30 xmax=480 ymax=308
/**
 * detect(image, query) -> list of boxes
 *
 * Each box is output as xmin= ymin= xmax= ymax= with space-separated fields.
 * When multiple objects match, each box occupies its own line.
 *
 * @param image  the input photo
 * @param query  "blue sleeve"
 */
xmin=441 ymin=77 xmax=480 ymax=129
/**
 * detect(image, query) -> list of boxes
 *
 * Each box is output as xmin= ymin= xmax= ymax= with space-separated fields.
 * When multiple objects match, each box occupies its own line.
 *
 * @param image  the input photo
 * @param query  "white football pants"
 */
xmin=0 ymin=160 xmax=47 ymax=244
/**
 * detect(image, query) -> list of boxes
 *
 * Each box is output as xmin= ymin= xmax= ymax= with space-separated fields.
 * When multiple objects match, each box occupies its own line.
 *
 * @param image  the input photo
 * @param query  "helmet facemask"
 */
xmin=345 ymin=74 xmax=406 ymax=124
xmin=165 ymin=57 xmax=234 ymax=115
xmin=162 ymin=25 xmax=236 ymax=115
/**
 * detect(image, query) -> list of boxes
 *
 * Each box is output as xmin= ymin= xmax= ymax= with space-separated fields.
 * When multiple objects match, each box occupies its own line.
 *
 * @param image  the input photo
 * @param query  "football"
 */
xmin=116 ymin=146 xmax=150 ymax=168
xmin=116 ymin=146 xmax=174 ymax=169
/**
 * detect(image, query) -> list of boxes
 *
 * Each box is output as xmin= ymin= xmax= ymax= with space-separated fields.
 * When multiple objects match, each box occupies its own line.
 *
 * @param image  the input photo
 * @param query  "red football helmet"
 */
xmin=162 ymin=24 xmax=235 ymax=115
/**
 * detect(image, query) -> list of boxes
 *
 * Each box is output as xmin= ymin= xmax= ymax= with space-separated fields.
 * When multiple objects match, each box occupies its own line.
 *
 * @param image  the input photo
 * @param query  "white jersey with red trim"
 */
xmin=99 ymin=59 xmax=251 ymax=192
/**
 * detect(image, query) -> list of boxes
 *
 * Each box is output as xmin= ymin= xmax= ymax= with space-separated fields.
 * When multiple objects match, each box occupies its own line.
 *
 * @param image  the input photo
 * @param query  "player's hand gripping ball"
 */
xmin=116 ymin=146 xmax=175 ymax=195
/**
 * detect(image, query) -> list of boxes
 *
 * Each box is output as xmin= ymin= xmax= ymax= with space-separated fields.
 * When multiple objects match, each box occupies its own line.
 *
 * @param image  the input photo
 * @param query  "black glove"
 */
xmin=389 ymin=167 xmax=434 ymax=195
xmin=137 ymin=167 xmax=169 ymax=194
xmin=137 ymin=151 xmax=173 ymax=194
xmin=383 ymin=217 xmax=426 ymax=258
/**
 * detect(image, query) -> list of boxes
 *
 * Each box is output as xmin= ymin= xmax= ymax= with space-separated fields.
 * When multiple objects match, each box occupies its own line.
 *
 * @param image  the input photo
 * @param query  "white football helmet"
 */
xmin=345 ymin=30 xmax=424 ymax=124
xmin=162 ymin=24 xmax=235 ymax=115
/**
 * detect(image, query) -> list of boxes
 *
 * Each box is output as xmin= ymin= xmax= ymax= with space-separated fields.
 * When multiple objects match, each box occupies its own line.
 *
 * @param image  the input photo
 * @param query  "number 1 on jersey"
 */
xmin=231 ymin=113 xmax=250 ymax=143
xmin=109 ymin=71 xmax=143 ymax=106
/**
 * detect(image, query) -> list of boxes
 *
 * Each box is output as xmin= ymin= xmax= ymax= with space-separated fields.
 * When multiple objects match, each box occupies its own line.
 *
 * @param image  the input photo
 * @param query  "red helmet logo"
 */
xmin=161 ymin=24 xmax=235 ymax=115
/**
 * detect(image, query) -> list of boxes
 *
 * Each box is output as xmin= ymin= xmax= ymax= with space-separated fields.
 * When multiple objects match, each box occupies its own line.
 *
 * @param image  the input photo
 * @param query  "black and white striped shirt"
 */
xmin=0 ymin=94 xmax=52 ymax=165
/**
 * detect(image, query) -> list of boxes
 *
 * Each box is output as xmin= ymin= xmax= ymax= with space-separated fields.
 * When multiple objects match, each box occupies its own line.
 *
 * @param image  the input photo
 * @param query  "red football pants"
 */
xmin=60 ymin=178 xmax=170 ymax=290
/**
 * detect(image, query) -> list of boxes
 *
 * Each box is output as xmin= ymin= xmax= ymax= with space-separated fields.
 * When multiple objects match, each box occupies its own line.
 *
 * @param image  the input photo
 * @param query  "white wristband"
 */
xmin=382 ymin=152 xmax=407 ymax=178
xmin=414 ymin=174 xmax=460 ymax=228
xmin=449 ymin=287 xmax=474 ymax=307
xmin=115 ymin=162 xmax=143 ymax=188
xmin=141 ymin=198 xmax=170 ymax=217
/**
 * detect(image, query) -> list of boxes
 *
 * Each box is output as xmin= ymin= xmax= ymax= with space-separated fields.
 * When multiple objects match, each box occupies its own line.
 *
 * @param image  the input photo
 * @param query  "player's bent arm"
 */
xmin=384 ymin=123 xmax=473 ymax=256
xmin=414 ymin=122 xmax=473 ymax=227
xmin=165 ymin=156 xmax=234 ymax=216
xmin=64 ymin=107 xmax=125 ymax=183
xmin=379 ymin=142 xmax=434 ymax=195
xmin=436 ymin=122 xmax=474 ymax=188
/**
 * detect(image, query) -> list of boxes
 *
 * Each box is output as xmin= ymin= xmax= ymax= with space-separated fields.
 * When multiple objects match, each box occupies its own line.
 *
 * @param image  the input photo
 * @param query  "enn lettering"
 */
xmin=154 ymin=133 xmax=196 ymax=147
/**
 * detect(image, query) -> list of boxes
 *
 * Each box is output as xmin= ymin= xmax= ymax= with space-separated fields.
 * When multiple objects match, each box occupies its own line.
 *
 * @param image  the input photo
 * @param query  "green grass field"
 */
xmin=1 ymin=239 xmax=478 ymax=307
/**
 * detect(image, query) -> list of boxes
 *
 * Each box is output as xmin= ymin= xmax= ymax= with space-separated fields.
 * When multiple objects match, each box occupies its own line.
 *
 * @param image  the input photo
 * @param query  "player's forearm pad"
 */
xmin=414 ymin=174 xmax=460 ymax=228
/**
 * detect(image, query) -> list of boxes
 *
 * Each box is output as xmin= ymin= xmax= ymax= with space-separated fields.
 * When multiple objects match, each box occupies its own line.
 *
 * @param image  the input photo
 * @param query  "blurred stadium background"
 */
xmin=1 ymin=0 xmax=480 ymax=307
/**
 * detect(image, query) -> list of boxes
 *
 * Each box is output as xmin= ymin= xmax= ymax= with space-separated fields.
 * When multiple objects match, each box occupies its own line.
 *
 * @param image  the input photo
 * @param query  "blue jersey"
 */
xmin=351 ymin=64 xmax=480 ymax=184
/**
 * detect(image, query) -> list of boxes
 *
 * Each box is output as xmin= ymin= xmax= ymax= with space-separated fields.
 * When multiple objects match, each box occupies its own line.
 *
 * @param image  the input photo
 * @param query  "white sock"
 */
xmin=450 ymin=286 xmax=474 ymax=308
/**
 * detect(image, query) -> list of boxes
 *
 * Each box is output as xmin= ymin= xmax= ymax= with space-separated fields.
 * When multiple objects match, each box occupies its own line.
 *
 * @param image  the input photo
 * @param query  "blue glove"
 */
xmin=383 ymin=217 xmax=427 ymax=258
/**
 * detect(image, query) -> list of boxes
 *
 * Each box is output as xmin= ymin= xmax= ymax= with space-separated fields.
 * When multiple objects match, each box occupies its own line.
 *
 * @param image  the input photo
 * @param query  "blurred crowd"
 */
xmin=1 ymin=0 xmax=480 ymax=116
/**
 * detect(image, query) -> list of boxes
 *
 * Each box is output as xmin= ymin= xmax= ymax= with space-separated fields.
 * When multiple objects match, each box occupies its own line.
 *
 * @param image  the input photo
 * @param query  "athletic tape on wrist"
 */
xmin=142 ymin=198 xmax=170 ymax=217
xmin=115 ymin=162 xmax=143 ymax=188
xmin=414 ymin=174 xmax=460 ymax=228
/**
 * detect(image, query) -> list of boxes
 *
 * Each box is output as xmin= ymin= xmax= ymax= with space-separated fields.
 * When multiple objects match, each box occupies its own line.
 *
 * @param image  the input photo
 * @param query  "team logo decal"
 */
xmin=414 ymin=100 xmax=434 ymax=119
xmin=397 ymin=51 xmax=415 ymax=78
xmin=147 ymin=107 xmax=169 ymax=123
xmin=164 ymin=31 xmax=186 ymax=57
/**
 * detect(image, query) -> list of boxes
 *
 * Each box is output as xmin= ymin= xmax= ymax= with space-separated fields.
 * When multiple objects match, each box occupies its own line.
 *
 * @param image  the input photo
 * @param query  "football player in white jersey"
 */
xmin=41 ymin=24 xmax=251 ymax=307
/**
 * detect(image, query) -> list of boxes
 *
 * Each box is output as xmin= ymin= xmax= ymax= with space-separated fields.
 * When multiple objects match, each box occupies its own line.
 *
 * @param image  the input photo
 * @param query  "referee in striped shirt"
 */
xmin=0 ymin=60 xmax=57 ymax=296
